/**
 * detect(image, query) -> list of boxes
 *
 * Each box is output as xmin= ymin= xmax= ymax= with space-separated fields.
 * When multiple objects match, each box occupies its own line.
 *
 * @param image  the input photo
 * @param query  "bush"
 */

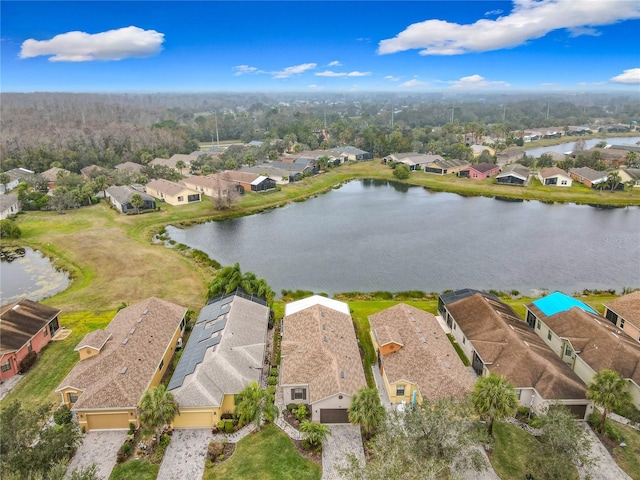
xmin=53 ymin=406 xmax=73 ymax=425
xmin=116 ymin=442 xmax=132 ymax=463
xmin=393 ymin=164 xmax=410 ymax=179
xmin=287 ymin=403 xmax=297 ymax=412
xmin=267 ymin=376 xmax=278 ymax=386
xmin=128 ymin=423 xmax=137 ymax=434
xmin=0 ymin=219 xmax=21 ymax=239
xmin=267 ymin=385 xmax=276 ymax=396
xmin=208 ymin=441 xmax=224 ymax=461
xmin=394 ymin=290 xmax=426 ymax=300
xmin=224 ymin=420 xmax=234 ymax=434
xmin=295 ymin=404 xmax=308 ymax=422
xmin=370 ymin=291 xmax=393 ymax=300
xmin=269 ymin=367 xmax=279 ymax=377
xmin=19 ymin=351 xmax=37 ymax=373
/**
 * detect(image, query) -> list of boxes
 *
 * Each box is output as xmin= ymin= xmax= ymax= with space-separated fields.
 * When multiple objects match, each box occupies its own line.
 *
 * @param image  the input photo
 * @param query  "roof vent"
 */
xmin=122 ymin=338 xmax=129 ymax=345
xmin=12 ymin=305 xmax=20 ymax=311
xmin=415 ymin=327 xmax=421 ymax=333
xmin=323 ymin=335 xmax=328 ymax=343
xmin=320 ymin=311 xmax=325 ymax=318
xmin=322 ymin=324 xmax=326 ymax=330
xmin=120 ymin=366 xmax=128 ymax=374
xmin=137 ymin=317 xmax=143 ymax=323
xmin=129 ymin=328 xmax=136 ymax=334
xmin=142 ymin=309 xmax=149 ymax=315
xmin=340 ymin=371 xmax=345 ymax=378
xmin=420 ymin=337 xmax=427 ymax=343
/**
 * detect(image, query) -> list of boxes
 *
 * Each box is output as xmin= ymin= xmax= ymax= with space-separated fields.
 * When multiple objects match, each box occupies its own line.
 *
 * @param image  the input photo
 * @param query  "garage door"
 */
xmin=320 ymin=409 xmax=349 ymax=423
xmin=86 ymin=412 xmax=130 ymax=431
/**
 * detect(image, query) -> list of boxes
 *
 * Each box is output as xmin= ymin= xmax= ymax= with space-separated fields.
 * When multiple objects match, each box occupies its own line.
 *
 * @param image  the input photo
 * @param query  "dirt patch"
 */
xmin=292 ymin=439 xmax=323 ymax=466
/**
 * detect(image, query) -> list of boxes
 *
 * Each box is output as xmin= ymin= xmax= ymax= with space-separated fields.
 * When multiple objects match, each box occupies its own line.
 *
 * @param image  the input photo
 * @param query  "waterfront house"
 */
xmin=105 ymin=185 xmax=157 ymax=214
xmin=181 ymin=175 xmax=244 ymax=197
xmin=423 ymin=157 xmax=470 ymax=175
xmin=56 ymin=298 xmax=186 ymax=431
xmin=1 ymin=299 xmax=61 ymax=382
xmin=0 ymin=193 xmax=20 ymax=220
xmin=280 ymin=296 xmax=366 ymax=423
xmin=145 ymin=179 xmax=201 ymax=206
xmin=603 ymin=291 xmax=640 ymax=343
xmin=569 ymin=167 xmax=608 ymax=188
xmin=537 ymin=167 xmax=572 ymax=186
xmin=328 ymin=146 xmax=371 ymax=161
xmin=369 ymin=304 xmax=474 ymax=406
xmin=619 ymin=169 xmax=640 ymax=187
xmin=459 ymin=162 xmax=500 ymax=179
xmin=168 ymin=292 xmax=269 ymax=428
xmin=525 ymin=292 xmax=640 ymax=409
xmin=215 ymin=171 xmax=277 ymax=192
xmin=383 ymin=152 xmax=431 ymax=171
xmin=496 ymin=164 xmax=530 ymax=185
xmin=496 ymin=150 xmax=525 ymax=166
xmin=439 ymin=290 xmax=590 ymax=418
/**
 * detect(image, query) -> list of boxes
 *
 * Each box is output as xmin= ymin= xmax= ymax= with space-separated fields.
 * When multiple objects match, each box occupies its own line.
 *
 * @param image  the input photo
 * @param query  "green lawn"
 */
xmin=202 ymin=424 xmax=321 ymax=480
xmin=590 ymin=412 xmax=640 ymax=479
xmin=109 ymin=459 xmax=159 ymax=480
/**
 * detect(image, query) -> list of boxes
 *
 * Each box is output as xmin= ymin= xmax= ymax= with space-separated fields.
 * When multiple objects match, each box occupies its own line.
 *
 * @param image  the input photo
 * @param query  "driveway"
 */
xmin=321 ymin=424 xmax=364 ymax=480
xmin=67 ymin=430 xmax=126 ymax=480
xmin=156 ymin=428 xmax=213 ymax=480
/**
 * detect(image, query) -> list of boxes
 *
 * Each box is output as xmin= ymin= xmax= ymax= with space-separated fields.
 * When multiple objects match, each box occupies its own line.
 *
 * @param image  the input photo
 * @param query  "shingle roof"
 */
xmin=604 ymin=291 xmax=640 ymax=328
xmin=106 ymin=185 xmax=154 ymax=205
xmin=75 ymin=329 xmax=112 ymax=351
xmin=3 ymin=168 xmax=34 ymax=182
xmin=168 ymin=294 xmax=268 ymax=407
xmin=56 ymin=298 xmax=186 ymax=409
xmin=280 ymin=304 xmax=366 ymax=403
xmin=114 ymin=162 xmax=144 ymax=173
xmin=569 ymin=167 xmax=608 ymax=183
xmin=538 ymin=167 xmax=570 ymax=179
xmin=446 ymin=294 xmax=586 ymax=400
xmin=465 ymin=162 xmax=499 ymax=173
xmin=40 ymin=167 xmax=71 ymax=182
xmin=146 ymin=179 xmax=198 ymax=197
xmin=370 ymin=304 xmax=474 ymax=400
xmin=497 ymin=164 xmax=530 ymax=179
xmin=0 ymin=194 xmax=19 ymax=211
xmin=1 ymin=299 xmax=61 ymax=354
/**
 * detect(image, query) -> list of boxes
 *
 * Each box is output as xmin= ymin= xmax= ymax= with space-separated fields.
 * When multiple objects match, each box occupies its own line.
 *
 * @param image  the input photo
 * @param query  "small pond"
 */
xmin=1 ymin=247 xmax=70 ymax=304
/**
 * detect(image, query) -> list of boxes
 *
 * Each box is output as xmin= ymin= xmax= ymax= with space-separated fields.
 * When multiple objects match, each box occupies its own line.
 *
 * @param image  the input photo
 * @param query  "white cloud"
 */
xmin=577 ymin=81 xmax=607 ymax=86
xmin=485 ymin=9 xmax=504 ymax=16
xmin=378 ymin=0 xmax=640 ymax=55
xmin=328 ymin=60 xmax=342 ymax=67
xmin=385 ymin=75 xmax=401 ymax=82
xmin=399 ymin=79 xmax=429 ymax=88
xmin=315 ymin=70 xmax=371 ymax=77
xmin=449 ymin=74 xmax=510 ymax=89
xmin=20 ymin=26 xmax=164 ymax=62
xmin=308 ymin=84 xmax=323 ymax=89
xmin=272 ymin=63 xmax=317 ymax=79
xmin=610 ymin=68 xmax=640 ymax=84
xmin=233 ymin=65 xmax=259 ymax=76
xmin=540 ymin=82 xmax=559 ymax=86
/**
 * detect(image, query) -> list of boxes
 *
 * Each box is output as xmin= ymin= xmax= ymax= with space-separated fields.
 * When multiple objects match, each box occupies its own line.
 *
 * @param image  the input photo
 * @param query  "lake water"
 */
xmin=524 ymin=136 xmax=640 ymax=157
xmin=1 ymin=247 xmax=70 ymax=304
xmin=167 ymin=180 xmax=640 ymax=296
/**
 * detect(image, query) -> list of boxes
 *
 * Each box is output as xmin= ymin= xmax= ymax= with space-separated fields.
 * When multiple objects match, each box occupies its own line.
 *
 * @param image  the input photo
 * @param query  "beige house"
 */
xmin=145 ymin=179 xmax=201 ymax=206
xmin=280 ymin=296 xmax=366 ymax=423
xmin=439 ymin=290 xmax=590 ymax=418
xmin=537 ymin=167 xmax=572 ymax=186
xmin=168 ymin=293 xmax=269 ymax=428
xmin=369 ymin=304 xmax=474 ymax=406
xmin=604 ymin=291 xmax=640 ymax=343
xmin=180 ymin=175 xmax=241 ymax=198
xmin=56 ymin=298 xmax=187 ymax=431
xmin=526 ymin=295 xmax=640 ymax=409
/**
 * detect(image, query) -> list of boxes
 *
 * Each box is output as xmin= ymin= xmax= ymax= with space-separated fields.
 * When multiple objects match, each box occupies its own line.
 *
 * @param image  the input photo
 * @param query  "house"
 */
xmin=0 ymin=193 xmax=20 ymax=220
xmin=181 ymin=175 xmax=244 ymax=197
xmin=619 ymin=169 xmax=640 ymax=187
xmin=369 ymin=304 xmax=474 ymax=406
xmin=496 ymin=164 xmax=530 ymax=185
xmin=383 ymin=153 xmax=431 ymax=171
xmin=55 ymin=297 xmax=187 ymax=431
xmin=216 ymin=171 xmax=277 ymax=192
xmin=105 ymin=185 xmax=157 ymax=214
xmin=470 ymin=145 xmax=495 ymax=158
xmin=1 ymin=299 xmax=61 ymax=382
xmin=569 ymin=167 xmax=608 ymax=188
xmin=167 ymin=292 xmax=269 ymax=428
xmin=496 ymin=150 xmax=525 ymax=166
xmin=525 ymin=292 xmax=640 ymax=409
xmin=459 ymin=162 xmax=500 ymax=179
xmin=603 ymin=291 xmax=640 ymax=344
xmin=329 ymin=146 xmax=371 ymax=161
xmin=439 ymin=290 xmax=591 ymax=418
xmin=240 ymin=163 xmax=305 ymax=184
xmin=423 ymin=157 xmax=470 ymax=175
xmin=145 ymin=179 xmax=201 ymax=206
xmin=114 ymin=162 xmax=144 ymax=174
xmin=280 ymin=296 xmax=366 ymax=423
xmin=246 ymin=141 xmax=264 ymax=147
xmin=566 ymin=126 xmax=592 ymax=136
xmin=1 ymin=168 xmax=34 ymax=193
xmin=523 ymin=131 xmax=542 ymax=142
xmin=80 ymin=165 xmax=108 ymax=180
xmin=537 ymin=167 xmax=572 ymax=187
xmin=149 ymin=154 xmax=195 ymax=173
xmin=40 ymin=167 xmax=71 ymax=190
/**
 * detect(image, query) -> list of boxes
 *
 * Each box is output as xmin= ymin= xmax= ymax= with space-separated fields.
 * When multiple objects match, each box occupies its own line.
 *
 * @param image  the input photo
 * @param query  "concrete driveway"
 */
xmin=67 ymin=430 xmax=126 ymax=480
xmin=156 ymin=428 xmax=213 ymax=480
xmin=321 ymin=424 xmax=364 ymax=480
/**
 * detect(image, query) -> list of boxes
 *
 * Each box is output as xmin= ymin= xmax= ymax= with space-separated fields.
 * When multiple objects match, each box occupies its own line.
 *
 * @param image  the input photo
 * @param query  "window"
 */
xmin=620 ymin=319 xmax=625 ymax=329
xmin=292 ymin=388 xmax=306 ymax=400
xmin=177 ymin=196 xmax=184 ymax=202
xmin=68 ymin=392 xmax=78 ymax=403
xmin=561 ymin=180 xmax=567 ymax=185
xmin=537 ymin=319 xmax=541 ymax=330
xmin=1 ymin=360 xmax=11 ymax=372
xmin=565 ymin=345 xmax=573 ymax=357
xmin=462 ymin=336 xmax=466 ymax=345
xmin=43 ymin=327 xmax=48 ymax=337
xmin=547 ymin=330 xmax=552 ymax=341
xmin=158 ymin=359 xmax=164 ymax=371
xmin=27 ymin=341 xmax=33 ymax=353
xmin=396 ymin=385 xmax=405 ymax=397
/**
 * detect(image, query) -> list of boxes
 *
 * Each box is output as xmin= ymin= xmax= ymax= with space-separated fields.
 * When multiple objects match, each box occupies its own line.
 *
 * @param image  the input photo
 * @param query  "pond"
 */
xmin=523 ymin=136 xmax=640 ymax=157
xmin=167 ymin=180 xmax=640 ymax=296
xmin=1 ymin=247 xmax=71 ymax=304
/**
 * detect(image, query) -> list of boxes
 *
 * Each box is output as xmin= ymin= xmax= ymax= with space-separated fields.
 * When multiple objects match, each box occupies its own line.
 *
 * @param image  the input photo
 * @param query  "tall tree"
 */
xmin=130 ymin=193 xmax=145 ymax=214
xmin=587 ymin=369 xmax=632 ymax=433
xmin=299 ymin=420 xmax=331 ymax=449
xmin=137 ymin=385 xmax=180 ymax=441
xmin=471 ymin=373 xmax=518 ymax=438
xmin=348 ymin=387 xmax=385 ymax=439
xmin=234 ymin=381 xmax=269 ymax=431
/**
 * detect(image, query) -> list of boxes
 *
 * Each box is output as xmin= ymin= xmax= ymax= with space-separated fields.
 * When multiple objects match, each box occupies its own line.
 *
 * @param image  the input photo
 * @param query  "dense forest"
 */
xmin=1 ymin=91 xmax=639 ymax=174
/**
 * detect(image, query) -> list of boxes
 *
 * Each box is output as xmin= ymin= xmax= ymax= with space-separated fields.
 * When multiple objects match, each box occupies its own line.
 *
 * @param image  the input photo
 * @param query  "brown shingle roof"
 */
xmin=146 ymin=179 xmax=198 ymax=197
xmin=75 ymin=329 xmax=112 ymax=351
xmin=370 ymin=304 xmax=474 ymax=400
xmin=604 ymin=291 xmax=640 ymax=329
xmin=538 ymin=166 xmax=570 ymax=179
xmin=446 ymin=294 xmax=586 ymax=400
xmin=40 ymin=167 xmax=71 ymax=182
xmin=56 ymin=298 xmax=186 ymax=409
xmin=1 ymin=299 xmax=60 ymax=354
xmin=280 ymin=304 xmax=366 ymax=403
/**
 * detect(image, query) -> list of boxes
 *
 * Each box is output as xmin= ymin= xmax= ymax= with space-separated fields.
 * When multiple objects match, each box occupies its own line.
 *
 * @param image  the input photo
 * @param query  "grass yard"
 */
xmin=202 ymin=424 xmax=321 ymax=480
xmin=108 ymin=459 xmax=159 ymax=480
xmin=590 ymin=412 xmax=640 ymax=479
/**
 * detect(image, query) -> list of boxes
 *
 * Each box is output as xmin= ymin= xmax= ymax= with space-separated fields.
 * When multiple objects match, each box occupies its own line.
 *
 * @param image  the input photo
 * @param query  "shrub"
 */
xmin=295 ymin=404 xmax=308 ymax=422
xmin=53 ymin=406 xmax=73 ymax=425
xmin=208 ymin=441 xmax=224 ymax=461
xmin=287 ymin=403 xmax=297 ymax=412
xmin=371 ymin=291 xmax=393 ymax=300
xmin=268 ymin=376 xmax=278 ymax=386
xmin=128 ymin=423 xmax=137 ymax=434
xmin=116 ymin=302 xmax=127 ymax=312
xmin=269 ymin=367 xmax=279 ymax=377
xmin=217 ymin=420 xmax=226 ymax=430
xmin=117 ymin=442 xmax=132 ymax=463
xmin=393 ymin=164 xmax=410 ymax=179
xmin=267 ymin=385 xmax=276 ymax=396
xmin=394 ymin=290 xmax=426 ymax=300
xmin=19 ymin=351 xmax=37 ymax=373
xmin=0 ymin=219 xmax=22 ymax=239
xmin=224 ymin=420 xmax=234 ymax=434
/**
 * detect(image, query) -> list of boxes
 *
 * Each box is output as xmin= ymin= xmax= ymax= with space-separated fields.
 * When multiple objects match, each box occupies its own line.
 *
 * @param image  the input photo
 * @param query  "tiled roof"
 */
xmin=56 ymin=298 xmax=186 ymax=409
xmin=446 ymin=294 xmax=586 ymax=400
xmin=280 ymin=304 xmax=366 ymax=403
xmin=1 ymin=299 xmax=60 ymax=354
xmin=370 ymin=304 xmax=474 ymax=400
xmin=604 ymin=291 xmax=640 ymax=328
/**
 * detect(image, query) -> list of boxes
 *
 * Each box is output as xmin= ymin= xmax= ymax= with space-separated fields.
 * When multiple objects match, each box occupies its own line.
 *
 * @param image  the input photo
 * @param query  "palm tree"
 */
xmin=93 ymin=175 xmax=109 ymax=199
xmin=348 ymin=387 xmax=385 ymax=438
xmin=625 ymin=151 xmax=638 ymax=168
xmin=137 ymin=385 xmax=179 ymax=441
xmin=607 ymin=171 xmax=622 ymax=192
xmin=299 ymin=420 xmax=331 ymax=448
xmin=235 ymin=381 xmax=268 ymax=431
xmin=471 ymin=373 xmax=518 ymax=438
xmin=207 ymin=263 xmax=243 ymax=299
xmin=175 ymin=160 xmax=186 ymax=174
xmin=130 ymin=193 xmax=145 ymax=214
xmin=587 ymin=369 xmax=632 ymax=433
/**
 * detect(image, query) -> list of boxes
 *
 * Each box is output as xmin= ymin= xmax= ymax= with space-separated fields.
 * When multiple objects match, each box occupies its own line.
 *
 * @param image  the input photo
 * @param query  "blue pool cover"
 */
xmin=533 ymin=291 xmax=597 ymax=316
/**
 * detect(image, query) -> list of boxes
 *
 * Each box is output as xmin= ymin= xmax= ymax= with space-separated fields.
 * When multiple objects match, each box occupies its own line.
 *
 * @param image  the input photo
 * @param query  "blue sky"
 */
xmin=2 ymin=1 xmax=640 ymax=92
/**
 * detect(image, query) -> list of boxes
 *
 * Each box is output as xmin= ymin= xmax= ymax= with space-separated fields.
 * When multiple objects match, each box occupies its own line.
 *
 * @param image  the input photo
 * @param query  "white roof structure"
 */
xmin=284 ymin=295 xmax=350 ymax=317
